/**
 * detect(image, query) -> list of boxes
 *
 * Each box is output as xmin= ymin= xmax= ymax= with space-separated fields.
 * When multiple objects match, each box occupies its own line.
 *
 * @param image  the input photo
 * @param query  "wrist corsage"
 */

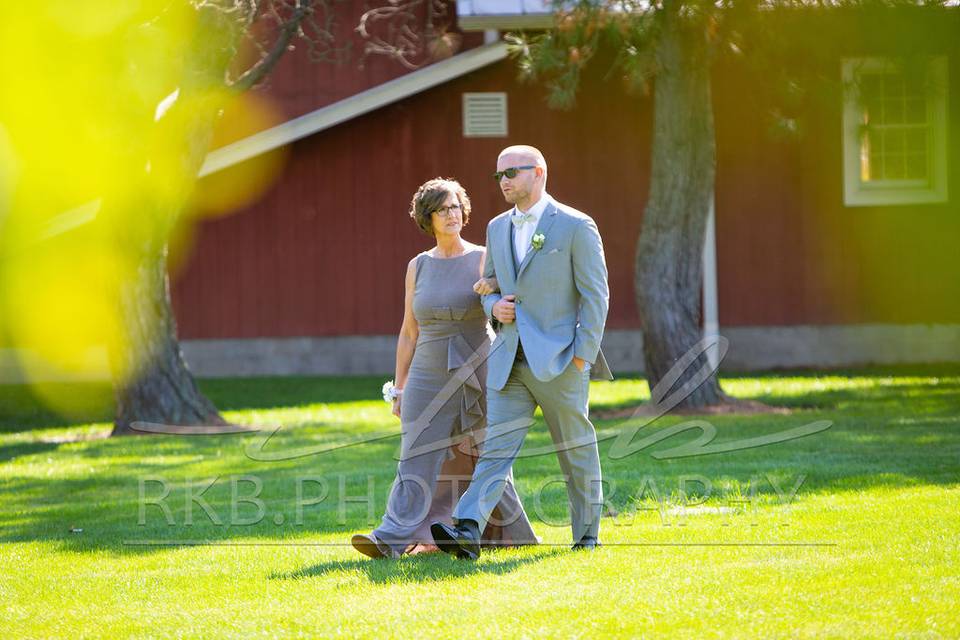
xmin=382 ymin=380 xmax=402 ymax=402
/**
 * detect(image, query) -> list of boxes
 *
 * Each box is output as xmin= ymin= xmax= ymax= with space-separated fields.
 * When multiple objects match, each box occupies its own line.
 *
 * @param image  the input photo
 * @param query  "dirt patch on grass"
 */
xmin=38 ymin=429 xmax=112 ymax=444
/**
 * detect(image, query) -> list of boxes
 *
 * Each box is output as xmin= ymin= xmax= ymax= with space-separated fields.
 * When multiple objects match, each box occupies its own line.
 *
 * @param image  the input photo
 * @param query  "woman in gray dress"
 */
xmin=351 ymin=178 xmax=538 ymax=558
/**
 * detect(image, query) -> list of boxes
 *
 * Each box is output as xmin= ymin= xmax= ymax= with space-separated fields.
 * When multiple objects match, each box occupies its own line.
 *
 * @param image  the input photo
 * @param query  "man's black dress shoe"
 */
xmin=572 ymin=536 xmax=601 ymax=551
xmin=430 ymin=520 xmax=481 ymax=560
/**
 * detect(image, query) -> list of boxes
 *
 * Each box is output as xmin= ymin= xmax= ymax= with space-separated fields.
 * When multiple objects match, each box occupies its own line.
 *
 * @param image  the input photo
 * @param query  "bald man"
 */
xmin=432 ymin=145 xmax=613 ymax=558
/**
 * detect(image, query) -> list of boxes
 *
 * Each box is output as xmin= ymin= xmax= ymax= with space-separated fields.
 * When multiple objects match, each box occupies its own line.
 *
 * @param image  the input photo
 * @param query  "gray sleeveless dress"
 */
xmin=372 ymin=247 xmax=538 ymax=555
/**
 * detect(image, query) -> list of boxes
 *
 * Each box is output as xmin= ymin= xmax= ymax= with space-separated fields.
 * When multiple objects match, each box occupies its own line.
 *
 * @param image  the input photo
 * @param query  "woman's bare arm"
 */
xmin=473 ymin=249 xmax=499 ymax=295
xmin=392 ymin=257 xmax=419 ymax=418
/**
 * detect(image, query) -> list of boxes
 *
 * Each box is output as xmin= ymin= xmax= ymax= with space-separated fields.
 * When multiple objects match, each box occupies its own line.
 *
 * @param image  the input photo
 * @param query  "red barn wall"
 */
xmin=173 ymin=25 xmax=960 ymax=340
xmin=173 ymin=58 xmax=652 ymax=338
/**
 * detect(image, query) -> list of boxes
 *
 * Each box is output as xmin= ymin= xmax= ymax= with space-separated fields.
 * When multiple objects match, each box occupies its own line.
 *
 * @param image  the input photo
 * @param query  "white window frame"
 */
xmin=842 ymin=56 xmax=949 ymax=207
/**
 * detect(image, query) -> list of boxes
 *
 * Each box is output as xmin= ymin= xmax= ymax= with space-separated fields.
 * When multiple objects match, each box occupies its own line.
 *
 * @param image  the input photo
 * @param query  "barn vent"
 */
xmin=462 ymin=92 xmax=508 ymax=137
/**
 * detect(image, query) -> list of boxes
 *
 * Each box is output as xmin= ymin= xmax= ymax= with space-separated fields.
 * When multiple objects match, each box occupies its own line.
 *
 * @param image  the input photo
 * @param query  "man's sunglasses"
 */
xmin=492 ymin=165 xmax=536 ymax=181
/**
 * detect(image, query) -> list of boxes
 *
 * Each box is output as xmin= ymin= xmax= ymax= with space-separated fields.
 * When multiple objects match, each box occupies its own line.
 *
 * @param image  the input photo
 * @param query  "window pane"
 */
xmin=906 ymin=128 xmax=927 ymax=153
xmin=860 ymin=74 xmax=883 ymax=123
xmin=885 ymin=153 xmax=905 ymax=180
xmin=863 ymin=128 xmax=881 ymax=182
xmin=867 ymin=151 xmax=883 ymax=181
xmin=904 ymin=73 xmax=926 ymax=99
xmin=885 ymin=129 xmax=905 ymax=154
xmin=844 ymin=56 xmax=948 ymax=204
xmin=905 ymin=98 xmax=927 ymax=124
xmin=870 ymin=129 xmax=884 ymax=156
xmin=905 ymin=153 xmax=928 ymax=180
xmin=885 ymin=75 xmax=905 ymax=97
xmin=883 ymin=98 xmax=904 ymax=124
xmin=861 ymin=74 xmax=883 ymax=101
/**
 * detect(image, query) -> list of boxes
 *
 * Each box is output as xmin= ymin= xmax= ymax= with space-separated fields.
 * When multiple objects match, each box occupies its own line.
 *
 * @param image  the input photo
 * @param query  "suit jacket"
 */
xmin=481 ymin=196 xmax=614 ymax=391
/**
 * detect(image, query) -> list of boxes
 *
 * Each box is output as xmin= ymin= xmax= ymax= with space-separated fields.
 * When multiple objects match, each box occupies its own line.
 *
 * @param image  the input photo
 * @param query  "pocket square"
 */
xmin=547 ymin=248 xmax=562 ymax=255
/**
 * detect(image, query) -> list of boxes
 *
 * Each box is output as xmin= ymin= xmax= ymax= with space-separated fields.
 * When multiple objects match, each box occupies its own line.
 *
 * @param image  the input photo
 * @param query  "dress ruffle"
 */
xmin=446 ymin=332 xmax=485 ymax=433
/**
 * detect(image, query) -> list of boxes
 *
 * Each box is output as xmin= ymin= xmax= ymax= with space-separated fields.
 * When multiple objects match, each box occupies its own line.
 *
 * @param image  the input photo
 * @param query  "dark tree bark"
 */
xmin=110 ymin=6 xmax=236 ymax=436
xmin=635 ymin=6 xmax=729 ymax=408
xmin=112 ymin=246 xmax=226 ymax=435
xmin=111 ymin=2 xmax=312 ymax=436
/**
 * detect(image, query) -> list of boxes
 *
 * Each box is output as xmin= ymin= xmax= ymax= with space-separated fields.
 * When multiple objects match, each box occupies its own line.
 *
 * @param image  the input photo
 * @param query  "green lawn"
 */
xmin=1 ymin=368 xmax=958 ymax=638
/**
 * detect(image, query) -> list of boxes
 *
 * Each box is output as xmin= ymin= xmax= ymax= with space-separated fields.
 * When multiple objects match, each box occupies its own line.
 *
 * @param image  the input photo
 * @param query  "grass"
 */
xmin=1 ymin=367 xmax=958 ymax=638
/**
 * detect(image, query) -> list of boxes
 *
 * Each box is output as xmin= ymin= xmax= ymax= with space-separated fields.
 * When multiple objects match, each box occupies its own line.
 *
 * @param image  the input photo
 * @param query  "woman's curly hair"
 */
xmin=408 ymin=178 xmax=471 ymax=237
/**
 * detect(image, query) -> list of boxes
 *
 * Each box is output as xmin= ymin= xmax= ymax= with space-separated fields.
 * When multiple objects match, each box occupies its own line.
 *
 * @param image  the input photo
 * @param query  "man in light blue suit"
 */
xmin=432 ymin=145 xmax=613 ymax=559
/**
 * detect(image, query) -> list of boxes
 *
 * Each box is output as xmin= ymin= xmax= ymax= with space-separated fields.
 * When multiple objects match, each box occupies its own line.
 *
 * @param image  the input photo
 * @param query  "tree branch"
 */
xmin=356 ymin=0 xmax=454 ymax=70
xmin=228 ymin=0 xmax=314 ymax=92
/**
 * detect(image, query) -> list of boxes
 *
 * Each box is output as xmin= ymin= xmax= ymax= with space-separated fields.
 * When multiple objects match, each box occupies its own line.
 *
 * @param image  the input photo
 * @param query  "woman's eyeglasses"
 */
xmin=492 ymin=165 xmax=536 ymax=181
xmin=433 ymin=203 xmax=463 ymax=217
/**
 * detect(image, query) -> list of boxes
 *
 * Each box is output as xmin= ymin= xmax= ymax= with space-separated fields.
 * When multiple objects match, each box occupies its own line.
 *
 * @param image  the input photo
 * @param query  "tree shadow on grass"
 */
xmin=743 ymin=382 xmax=960 ymax=412
xmin=0 ymin=381 xmax=114 ymax=432
xmin=0 ymin=376 xmax=385 ymax=434
xmin=6 ymin=366 xmax=958 ymax=434
xmin=0 ymin=440 xmax=61 ymax=462
xmin=272 ymin=547 xmax=564 ymax=584
xmin=590 ymin=374 xmax=960 ymax=415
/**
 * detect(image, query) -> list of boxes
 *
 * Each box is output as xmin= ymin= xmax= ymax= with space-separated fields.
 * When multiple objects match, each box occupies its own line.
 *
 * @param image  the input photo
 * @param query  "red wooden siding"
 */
xmin=173 ymin=42 xmax=960 ymax=339
xmin=714 ymin=48 xmax=960 ymax=327
xmin=173 ymin=58 xmax=651 ymax=338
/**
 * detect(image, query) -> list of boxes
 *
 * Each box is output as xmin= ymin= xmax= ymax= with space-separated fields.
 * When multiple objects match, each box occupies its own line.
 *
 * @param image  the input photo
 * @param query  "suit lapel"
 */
xmin=499 ymin=215 xmax=517 ymax=284
xmin=516 ymin=202 xmax=559 ymax=279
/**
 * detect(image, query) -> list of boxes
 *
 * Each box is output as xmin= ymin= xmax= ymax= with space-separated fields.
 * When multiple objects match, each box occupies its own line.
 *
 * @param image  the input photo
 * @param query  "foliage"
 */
xmin=505 ymin=0 xmax=955 ymax=114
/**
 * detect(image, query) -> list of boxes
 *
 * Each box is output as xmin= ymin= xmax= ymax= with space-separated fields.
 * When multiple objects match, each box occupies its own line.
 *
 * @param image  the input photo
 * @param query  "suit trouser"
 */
xmin=453 ymin=358 xmax=604 ymax=543
xmin=374 ymin=408 xmax=531 ymax=555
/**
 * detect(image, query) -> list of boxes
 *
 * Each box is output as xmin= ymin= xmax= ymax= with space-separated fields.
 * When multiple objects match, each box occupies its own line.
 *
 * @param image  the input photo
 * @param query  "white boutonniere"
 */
xmin=531 ymin=233 xmax=545 ymax=251
xmin=382 ymin=380 xmax=402 ymax=402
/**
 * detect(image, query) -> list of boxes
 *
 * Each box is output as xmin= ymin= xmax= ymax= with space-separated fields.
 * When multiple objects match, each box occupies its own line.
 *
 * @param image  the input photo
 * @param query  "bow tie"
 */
xmin=511 ymin=212 xmax=536 ymax=227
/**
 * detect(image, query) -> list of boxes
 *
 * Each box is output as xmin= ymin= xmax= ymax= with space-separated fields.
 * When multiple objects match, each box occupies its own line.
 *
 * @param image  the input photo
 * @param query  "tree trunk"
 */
xmin=635 ymin=9 xmax=728 ymax=408
xmin=110 ymin=93 xmax=227 ymax=436
xmin=109 ymin=5 xmax=240 ymax=436
xmin=111 ymin=246 xmax=226 ymax=435
xmin=108 ymin=2 xmax=313 ymax=436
